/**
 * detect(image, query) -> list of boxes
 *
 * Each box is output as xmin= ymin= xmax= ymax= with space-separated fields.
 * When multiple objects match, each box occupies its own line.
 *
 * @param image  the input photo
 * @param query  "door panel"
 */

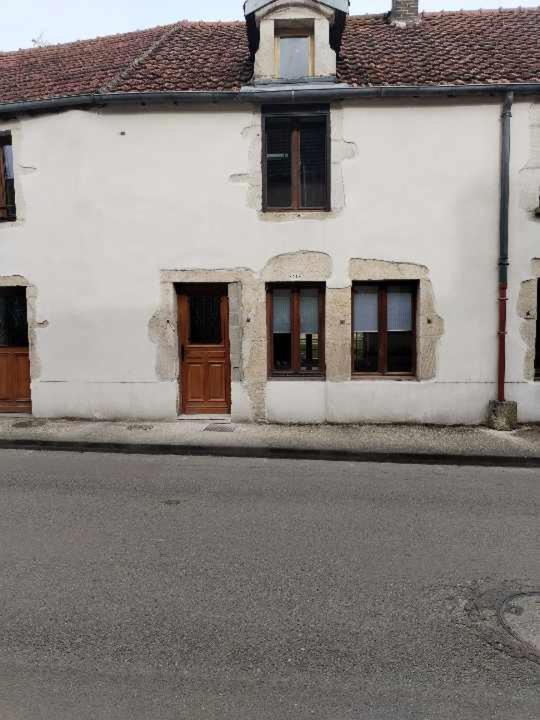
xmin=0 ymin=348 xmax=31 ymax=412
xmin=0 ymin=287 xmax=31 ymax=413
xmin=178 ymin=287 xmax=231 ymax=415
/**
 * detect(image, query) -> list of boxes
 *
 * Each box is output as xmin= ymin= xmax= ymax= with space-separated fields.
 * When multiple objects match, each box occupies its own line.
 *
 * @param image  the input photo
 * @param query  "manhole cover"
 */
xmin=499 ymin=593 xmax=540 ymax=655
xmin=204 ymin=424 xmax=236 ymax=433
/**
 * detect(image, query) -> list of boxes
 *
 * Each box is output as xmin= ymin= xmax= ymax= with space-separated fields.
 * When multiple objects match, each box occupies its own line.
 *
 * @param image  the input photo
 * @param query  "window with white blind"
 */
xmin=353 ymin=283 xmax=417 ymax=376
xmin=267 ymin=285 xmax=325 ymax=376
xmin=263 ymin=109 xmax=330 ymax=212
xmin=0 ymin=134 xmax=16 ymax=221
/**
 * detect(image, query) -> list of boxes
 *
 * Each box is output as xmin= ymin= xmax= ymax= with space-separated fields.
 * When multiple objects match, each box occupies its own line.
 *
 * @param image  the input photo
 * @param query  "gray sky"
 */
xmin=2 ymin=0 xmax=536 ymax=52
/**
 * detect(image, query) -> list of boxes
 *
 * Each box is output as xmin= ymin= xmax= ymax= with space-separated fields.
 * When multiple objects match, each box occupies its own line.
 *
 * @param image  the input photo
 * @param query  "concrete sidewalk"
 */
xmin=0 ymin=416 xmax=540 ymax=467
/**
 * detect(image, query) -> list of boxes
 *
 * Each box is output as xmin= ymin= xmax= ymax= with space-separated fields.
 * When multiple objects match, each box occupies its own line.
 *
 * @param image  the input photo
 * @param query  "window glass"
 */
xmin=388 ymin=287 xmax=413 ymax=331
xmin=387 ymin=332 xmax=414 ymax=373
xmin=272 ymin=289 xmax=292 ymax=370
xmin=0 ymin=289 xmax=28 ymax=347
xmin=300 ymin=288 xmax=320 ymax=371
xmin=266 ymin=118 xmax=292 ymax=209
xmin=300 ymin=117 xmax=327 ymax=209
xmin=353 ymin=284 xmax=416 ymax=375
xmin=353 ymin=287 xmax=379 ymax=332
xmin=189 ymin=295 xmax=222 ymax=344
xmin=3 ymin=145 xmax=14 ymax=180
xmin=353 ymin=332 xmax=379 ymax=373
xmin=280 ymin=36 xmax=309 ymax=80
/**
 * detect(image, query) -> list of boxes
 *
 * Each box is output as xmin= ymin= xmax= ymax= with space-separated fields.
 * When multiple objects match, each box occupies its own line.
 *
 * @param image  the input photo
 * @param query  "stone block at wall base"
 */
xmin=487 ymin=401 xmax=518 ymax=431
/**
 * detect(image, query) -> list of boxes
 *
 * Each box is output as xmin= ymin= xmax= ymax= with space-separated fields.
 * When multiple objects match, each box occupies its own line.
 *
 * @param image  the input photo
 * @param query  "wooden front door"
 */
xmin=0 ymin=288 xmax=31 ymax=413
xmin=178 ymin=285 xmax=231 ymax=415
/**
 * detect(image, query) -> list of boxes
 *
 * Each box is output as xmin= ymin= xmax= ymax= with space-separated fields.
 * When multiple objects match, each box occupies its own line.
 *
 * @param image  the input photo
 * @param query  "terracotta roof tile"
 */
xmin=0 ymin=25 xmax=168 ymax=103
xmin=338 ymin=9 xmax=540 ymax=87
xmin=0 ymin=9 xmax=538 ymax=105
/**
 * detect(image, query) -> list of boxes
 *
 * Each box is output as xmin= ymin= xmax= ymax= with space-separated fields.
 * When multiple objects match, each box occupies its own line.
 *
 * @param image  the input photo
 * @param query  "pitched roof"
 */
xmin=339 ymin=10 xmax=540 ymax=87
xmin=0 ymin=8 xmax=538 ymax=105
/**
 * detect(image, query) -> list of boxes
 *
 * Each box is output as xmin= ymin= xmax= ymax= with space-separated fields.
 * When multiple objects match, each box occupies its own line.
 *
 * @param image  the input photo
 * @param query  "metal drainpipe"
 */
xmin=497 ymin=91 xmax=514 ymax=403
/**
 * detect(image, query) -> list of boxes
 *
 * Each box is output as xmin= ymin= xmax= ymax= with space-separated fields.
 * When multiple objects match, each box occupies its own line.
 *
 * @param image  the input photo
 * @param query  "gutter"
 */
xmin=0 ymin=83 xmax=539 ymax=116
xmin=497 ymin=91 xmax=514 ymax=404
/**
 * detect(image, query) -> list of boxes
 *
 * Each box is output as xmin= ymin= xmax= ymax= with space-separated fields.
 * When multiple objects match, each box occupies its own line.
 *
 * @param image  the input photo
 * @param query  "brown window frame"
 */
xmin=266 ymin=283 xmax=326 ymax=379
xmin=352 ymin=281 xmax=418 ymax=378
xmin=262 ymin=106 xmax=331 ymax=213
xmin=0 ymin=134 xmax=16 ymax=223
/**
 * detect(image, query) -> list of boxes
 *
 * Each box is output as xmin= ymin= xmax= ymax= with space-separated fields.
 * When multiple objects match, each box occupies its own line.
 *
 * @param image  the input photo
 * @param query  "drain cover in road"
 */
xmin=500 ymin=593 xmax=540 ymax=654
xmin=204 ymin=424 xmax=236 ymax=433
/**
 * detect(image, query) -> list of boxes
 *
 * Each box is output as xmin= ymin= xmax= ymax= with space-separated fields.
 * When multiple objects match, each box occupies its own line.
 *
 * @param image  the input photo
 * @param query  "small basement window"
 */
xmin=0 ymin=134 xmax=16 ymax=221
xmin=263 ymin=108 xmax=330 ymax=212
xmin=535 ymin=280 xmax=540 ymax=380
xmin=353 ymin=283 xmax=417 ymax=376
xmin=267 ymin=284 xmax=325 ymax=377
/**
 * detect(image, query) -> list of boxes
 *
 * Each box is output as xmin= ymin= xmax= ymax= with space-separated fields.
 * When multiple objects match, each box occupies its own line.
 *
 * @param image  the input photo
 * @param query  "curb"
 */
xmin=0 ymin=439 xmax=539 ymax=468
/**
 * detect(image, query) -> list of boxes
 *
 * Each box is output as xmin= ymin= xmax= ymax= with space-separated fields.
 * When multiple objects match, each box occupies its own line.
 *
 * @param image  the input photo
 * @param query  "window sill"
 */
xmin=352 ymin=374 xmax=418 ymax=382
xmin=0 ymin=217 xmax=17 ymax=223
xmin=268 ymin=374 xmax=326 ymax=381
xmin=263 ymin=207 xmax=331 ymax=214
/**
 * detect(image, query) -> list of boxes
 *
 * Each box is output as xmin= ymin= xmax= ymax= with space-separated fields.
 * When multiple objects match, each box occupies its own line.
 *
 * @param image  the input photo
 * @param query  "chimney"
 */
xmin=390 ymin=0 xmax=420 ymax=27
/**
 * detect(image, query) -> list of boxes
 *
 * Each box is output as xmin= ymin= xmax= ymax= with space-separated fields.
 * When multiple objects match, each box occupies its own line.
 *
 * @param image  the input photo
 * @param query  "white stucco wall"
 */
xmin=0 ymin=98 xmax=538 ymax=423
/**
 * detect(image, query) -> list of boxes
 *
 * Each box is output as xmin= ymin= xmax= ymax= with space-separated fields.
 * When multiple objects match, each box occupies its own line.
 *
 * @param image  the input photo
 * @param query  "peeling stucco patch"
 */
xmin=232 ymin=104 xmax=356 ymax=220
xmin=519 ymin=103 xmax=540 ymax=218
xmin=325 ymin=287 xmax=352 ymax=382
xmin=349 ymin=258 xmax=429 ymax=281
xmin=148 ymin=281 xmax=178 ymax=382
xmin=262 ymin=250 xmax=332 ymax=281
xmin=154 ymin=268 xmax=268 ymax=421
xmin=517 ymin=258 xmax=540 ymax=381
xmin=349 ymin=259 xmax=444 ymax=381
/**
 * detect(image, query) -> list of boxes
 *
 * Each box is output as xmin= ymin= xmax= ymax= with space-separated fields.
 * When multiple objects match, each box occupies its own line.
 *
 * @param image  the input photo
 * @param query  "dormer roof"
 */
xmin=244 ymin=0 xmax=350 ymax=15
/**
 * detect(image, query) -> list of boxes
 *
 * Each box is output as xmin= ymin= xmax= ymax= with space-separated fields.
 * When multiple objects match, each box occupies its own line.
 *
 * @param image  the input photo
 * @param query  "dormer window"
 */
xmin=276 ymin=23 xmax=313 ymax=80
xmin=245 ymin=0 xmax=348 ymax=85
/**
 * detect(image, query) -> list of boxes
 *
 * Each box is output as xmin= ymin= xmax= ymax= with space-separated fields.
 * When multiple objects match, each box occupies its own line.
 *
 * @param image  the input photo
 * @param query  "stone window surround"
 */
xmin=0 ymin=275 xmax=43 ymax=384
xmin=151 ymin=256 xmax=444 ymax=421
xmin=253 ymin=1 xmax=337 ymax=82
xmin=518 ymin=258 xmax=540 ymax=382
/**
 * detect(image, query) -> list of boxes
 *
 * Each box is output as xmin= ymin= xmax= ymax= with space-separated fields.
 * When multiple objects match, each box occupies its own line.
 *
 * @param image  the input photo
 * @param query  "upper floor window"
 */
xmin=263 ymin=108 xmax=330 ymax=212
xmin=267 ymin=284 xmax=325 ymax=377
xmin=0 ymin=135 xmax=16 ymax=222
xmin=353 ymin=283 xmax=417 ymax=376
xmin=276 ymin=25 xmax=313 ymax=80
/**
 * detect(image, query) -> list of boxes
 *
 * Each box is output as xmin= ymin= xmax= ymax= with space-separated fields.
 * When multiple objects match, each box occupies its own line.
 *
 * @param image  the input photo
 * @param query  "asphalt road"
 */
xmin=0 ymin=450 xmax=538 ymax=720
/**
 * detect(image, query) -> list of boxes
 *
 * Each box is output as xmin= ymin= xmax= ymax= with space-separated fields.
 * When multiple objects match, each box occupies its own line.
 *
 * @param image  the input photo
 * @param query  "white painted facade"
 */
xmin=1 ymin=97 xmax=539 ymax=423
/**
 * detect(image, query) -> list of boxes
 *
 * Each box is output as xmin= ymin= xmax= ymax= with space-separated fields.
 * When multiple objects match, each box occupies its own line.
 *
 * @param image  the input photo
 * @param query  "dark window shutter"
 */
xmin=265 ymin=118 xmax=292 ymax=209
xmin=300 ymin=117 xmax=327 ymax=209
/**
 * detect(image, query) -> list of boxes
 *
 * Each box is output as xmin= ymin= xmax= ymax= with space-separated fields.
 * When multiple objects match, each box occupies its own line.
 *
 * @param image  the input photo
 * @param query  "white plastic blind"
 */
xmin=353 ymin=287 xmax=378 ymax=332
xmin=388 ymin=288 xmax=413 ymax=332
xmin=300 ymin=289 xmax=319 ymax=334
xmin=273 ymin=289 xmax=291 ymax=333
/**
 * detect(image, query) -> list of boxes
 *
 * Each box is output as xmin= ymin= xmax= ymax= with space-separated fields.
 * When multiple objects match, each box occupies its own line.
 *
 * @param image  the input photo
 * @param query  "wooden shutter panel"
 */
xmin=0 ymin=148 xmax=7 ymax=219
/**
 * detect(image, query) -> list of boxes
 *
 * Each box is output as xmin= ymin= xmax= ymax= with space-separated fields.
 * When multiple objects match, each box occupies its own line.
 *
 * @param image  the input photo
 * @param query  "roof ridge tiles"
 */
xmin=100 ymin=21 xmax=185 ymax=94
